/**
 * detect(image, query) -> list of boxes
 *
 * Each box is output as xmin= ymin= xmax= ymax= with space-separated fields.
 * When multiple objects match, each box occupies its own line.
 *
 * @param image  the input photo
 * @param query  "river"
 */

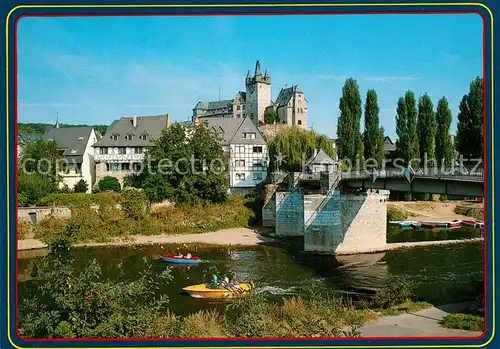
xmin=18 ymin=227 xmax=484 ymax=316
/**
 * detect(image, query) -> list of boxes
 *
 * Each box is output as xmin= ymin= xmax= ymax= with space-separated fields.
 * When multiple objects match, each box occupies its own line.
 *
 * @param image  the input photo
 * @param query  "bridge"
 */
xmin=338 ymin=167 xmax=484 ymax=197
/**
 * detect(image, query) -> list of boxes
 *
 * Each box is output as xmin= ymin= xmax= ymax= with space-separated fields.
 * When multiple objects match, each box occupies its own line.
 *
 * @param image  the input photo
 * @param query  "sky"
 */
xmin=17 ymin=14 xmax=483 ymax=139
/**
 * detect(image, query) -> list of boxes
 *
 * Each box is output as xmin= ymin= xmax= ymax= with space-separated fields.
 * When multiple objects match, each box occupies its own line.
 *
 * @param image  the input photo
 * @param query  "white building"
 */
xmin=199 ymin=117 xmax=269 ymax=193
xmin=92 ymin=114 xmax=171 ymax=187
xmin=42 ymin=126 xmax=98 ymax=193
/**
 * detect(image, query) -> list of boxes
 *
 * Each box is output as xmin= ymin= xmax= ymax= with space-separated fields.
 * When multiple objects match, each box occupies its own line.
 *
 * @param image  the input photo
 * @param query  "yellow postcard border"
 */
xmin=4 ymin=2 xmax=495 ymax=349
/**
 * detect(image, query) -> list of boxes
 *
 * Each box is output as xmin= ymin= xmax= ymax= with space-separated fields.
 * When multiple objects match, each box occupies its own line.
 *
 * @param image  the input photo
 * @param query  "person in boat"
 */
xmin=186 ymin=253 xmax=192 ymax=259
xmin=176 ymin=253 xmax=184 ymax=258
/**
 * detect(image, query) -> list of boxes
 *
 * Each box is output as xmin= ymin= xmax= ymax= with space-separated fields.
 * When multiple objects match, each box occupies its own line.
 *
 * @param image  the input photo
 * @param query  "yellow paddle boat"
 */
xmin=182 ymin=282 xmax=254 ymax=299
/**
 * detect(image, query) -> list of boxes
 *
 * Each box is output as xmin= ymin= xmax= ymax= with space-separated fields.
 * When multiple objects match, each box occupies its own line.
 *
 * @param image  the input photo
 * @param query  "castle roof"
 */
xmin=274 ymin=85 xmax=303 ymax=108
xmin=306 ymin=148 xmax=336 ymax=165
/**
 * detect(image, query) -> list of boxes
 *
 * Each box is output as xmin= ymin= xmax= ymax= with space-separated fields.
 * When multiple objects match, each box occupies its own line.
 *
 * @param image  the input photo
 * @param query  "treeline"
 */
xmin=336 ymin=76 xmax=484 ymax=168
xmin=19 ymin=123 xmax=108 ymax=135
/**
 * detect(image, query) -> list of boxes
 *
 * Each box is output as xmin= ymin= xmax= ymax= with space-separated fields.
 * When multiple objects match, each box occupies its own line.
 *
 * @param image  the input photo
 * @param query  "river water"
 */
xmin=18 ymin=227 xmax=484 ymax=316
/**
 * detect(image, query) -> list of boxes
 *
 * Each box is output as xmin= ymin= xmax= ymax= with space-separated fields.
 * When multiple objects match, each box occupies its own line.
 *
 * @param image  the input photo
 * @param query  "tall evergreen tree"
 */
xmin=363 ymin=89 xmax=385 ymax=167
xmin=395 ymin=97 xmax=408 ymax=162
xmin=337 ymin=78 xmax=362 ymax=165
xmin=417 ymin=94 xmax=437 ymax=165
xmin=435 ymin=97 xmax=454 ymax=165
xmin=456 ymin=77 xmax=484 ymax=160
xmin=405 ymin=91 xmax=420 ymax=163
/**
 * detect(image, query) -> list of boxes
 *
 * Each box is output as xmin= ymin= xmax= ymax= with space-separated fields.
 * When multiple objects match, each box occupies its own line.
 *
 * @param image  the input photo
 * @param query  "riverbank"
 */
xmin=388 ymin=201 xmax=483 ymax=221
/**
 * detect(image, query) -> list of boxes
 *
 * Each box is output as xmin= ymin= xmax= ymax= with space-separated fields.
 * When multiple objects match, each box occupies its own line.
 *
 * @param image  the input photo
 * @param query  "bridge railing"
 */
xmin=340 ymin=167 xmax=484 ymax=181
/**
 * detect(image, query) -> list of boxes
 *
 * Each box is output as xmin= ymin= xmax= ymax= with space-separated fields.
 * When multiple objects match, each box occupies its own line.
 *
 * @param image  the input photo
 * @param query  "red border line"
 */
xmin=12 ymin=9 xmax=489 ymax=344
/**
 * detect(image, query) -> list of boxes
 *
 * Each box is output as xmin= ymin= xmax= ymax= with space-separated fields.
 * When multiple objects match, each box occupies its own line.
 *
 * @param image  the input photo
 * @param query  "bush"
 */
xmin=121 ymin=189 xmax=148 ymax=220
xmin=387 ymin=207 xmax=409 ymax=221
xmin=73 ymin=180 xmax=89 ymax=193
xmin=403 ymin=192 xmax=412 ymax=201
xmin=440 ymin=194 xmax=448 ymax=201
xmin=372 ymin=277 xmax=416 ymax=308
xmin=18 ymin=172 xmax=58 ymax=206
xmin=98 ymin=176 xmax=121 ymax=192
xmin=37 ymin=192 xmax=123 ymax=207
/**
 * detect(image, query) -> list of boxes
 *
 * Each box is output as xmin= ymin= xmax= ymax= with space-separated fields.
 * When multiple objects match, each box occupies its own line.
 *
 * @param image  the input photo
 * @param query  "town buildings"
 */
xmin=198 ymin=116 xmax=269 ymax=194
xmin=92 ymin=114 xmax=171 ymax=187
xmin=43 ymin=126 xmax=97 ymax=193
xmin=192 ymin=60 xmax=307 ymax=127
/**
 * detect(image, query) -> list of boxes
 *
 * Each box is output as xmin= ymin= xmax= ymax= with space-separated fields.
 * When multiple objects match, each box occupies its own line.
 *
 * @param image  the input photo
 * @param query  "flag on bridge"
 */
xmin=370 ymin=168 xmax=378 ymax=183
xmin=402 ymin=166 xmax=415 ymax=183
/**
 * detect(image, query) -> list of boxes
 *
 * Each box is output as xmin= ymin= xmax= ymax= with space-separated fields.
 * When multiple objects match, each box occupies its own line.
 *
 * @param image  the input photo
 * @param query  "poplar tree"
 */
xmin=417 ymin=94 xmax=437 ymax=165
xmin=363 ymin=89 xmax=384 ymax=167
xmin=337 ymin=78 xmax=362 ymax=165
xmin=435 ymin=97 xmax=454 ymax=165
xmin=395 ymin=97 xmax=408 ymax=162
xmin=405 ymin=91 xmax=420 ymax=163
xmin=456 ymin=77 xmax=484 ymax=161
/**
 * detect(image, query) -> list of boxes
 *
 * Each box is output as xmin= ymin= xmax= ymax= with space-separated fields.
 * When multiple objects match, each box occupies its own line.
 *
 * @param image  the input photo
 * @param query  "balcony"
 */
xmin=95 ymin=153 xmax=145 ymax=162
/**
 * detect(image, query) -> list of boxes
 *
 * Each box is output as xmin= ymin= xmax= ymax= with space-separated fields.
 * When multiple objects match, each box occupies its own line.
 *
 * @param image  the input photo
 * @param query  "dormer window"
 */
xmin=111 ymin=134 xmax=119 ymax=141
xmin=125 ymin=134 xmax=134 ymax=141
xmin=70 ymin=149 xmax=77 ymax=154
xmin=139 ymin=134 xmax=148 ymax=141
xmin=77 ymin=136 xmax=84 ymax=142
xmin=243 ymin=132 xmax=256 ymax=139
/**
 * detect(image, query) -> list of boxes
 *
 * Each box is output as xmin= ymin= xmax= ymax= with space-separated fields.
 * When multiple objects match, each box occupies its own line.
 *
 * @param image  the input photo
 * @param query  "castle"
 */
xmin=192 ymin=60 xmax=308 ymax=127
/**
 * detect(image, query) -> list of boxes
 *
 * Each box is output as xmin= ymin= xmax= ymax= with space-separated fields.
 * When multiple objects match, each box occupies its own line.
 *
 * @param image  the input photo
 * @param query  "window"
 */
xmin=76 ymin=164 xmax=82 ymax=173
xmin=112 ymin=134 xmax=119 ymax=141
xmin=77 ymin=136 xmax=84 ymax=142
xmin=235 ymin=160 xmax=245 ymax=167
xmin=111 ymin=163 xmax=120 ymax=171
xmin=125 ymin=134 xmax=134 ymax=141
xmin=132 ymin=163 xmax=141 ymax=172
xmin=105 ymin=163 xmax=110 ymax=171
xmin=121 ymin=163 xmax=130 ymax=171
xmin=235 ymin=145 xmax=245 ymax=153
xmin=70 ymin=149 xmax=77 ymax=154
xmin=236 ymin=173 xmax=246 ymax=180
xmin=134 ymin=147 xmax=143 ymax=154
xmin=242 ymin=105 xmax=245 ymax=110
xmin=243 ymin=132 xmax=256 ymax=139
xmin=118 ymin=147 xmax=126 ymax=155
xmin=237 ymin=105 xmax=241 ymax=110
xmin=99 ymin=147 xmax=108 ymax=155
xmin=253 ymin=146 xmax=263 ymax=153
xmin=298 ymin=120 xmax=302 ymax=125
xmin=140 ymin=134 xmax=148 ymax=141
xmin=253 ymin=173 xmax=263 ymax=181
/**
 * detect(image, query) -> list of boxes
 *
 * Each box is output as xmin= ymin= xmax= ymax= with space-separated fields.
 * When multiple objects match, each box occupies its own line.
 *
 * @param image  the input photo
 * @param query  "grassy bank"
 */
xmin=23 ymin=192 xmax=257 ymax=243
xmin=454 ymin=205 xmax=484 ymax=220
xmin=387 ymin=206 xmax=410 ymax=221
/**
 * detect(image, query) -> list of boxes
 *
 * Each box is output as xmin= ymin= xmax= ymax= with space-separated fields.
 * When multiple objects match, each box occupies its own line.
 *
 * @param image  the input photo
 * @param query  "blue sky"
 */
xmin=17 ymin=14 xmax=483 ymax=139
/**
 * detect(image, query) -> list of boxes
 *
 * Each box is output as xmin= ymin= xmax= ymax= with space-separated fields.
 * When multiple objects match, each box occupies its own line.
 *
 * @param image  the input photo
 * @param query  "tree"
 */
xmin=73 ymin=179 xmax=88 ymax=193
xmin=138 ymin=123 xmax=229 ymax=204
xmin=264 ymin=108 xmax=278 ymax=124
xmin=456 ymin=77 xmax=484 ymax=161
xmin=18 ymin=172 xmax=58 ymax=206
xmin=98 ymin=176 xmax=121 ymax=192
xmin=363 ymin=89 xmax=385 ymax=167
xmin=337 ymin=78 xmax=362 ymax=164
xmin=435 ymin=97 xmax=454 ymax=165
xmin=268 ymin=127 xmax=335 ymax=173
xmin=405 ymin=91 xmax=420 ymax=162
xmin=417 ymin=94 xmax=437 ymax=165
xmin=395 ymin=97 xmax=408 ymax=162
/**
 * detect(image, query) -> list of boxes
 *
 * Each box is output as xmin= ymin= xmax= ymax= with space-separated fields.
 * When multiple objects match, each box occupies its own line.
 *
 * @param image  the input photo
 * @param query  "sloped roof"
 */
xmin=383 ymin=136 xmax=396 ymax=152
xmin=229 ymin=117 xmax=266 ymax=145
xmin=199 ymin=118 xmax=245 ymax=145
xmin=274 ymin=85 xmax=303 ymax=108
xmin=306 ymin=149 xmax=336 ymax=165
xmin=42 ymin=127 xmax=94 ymax=159
xmin=93 ymin=115 xmax=169 ymax=147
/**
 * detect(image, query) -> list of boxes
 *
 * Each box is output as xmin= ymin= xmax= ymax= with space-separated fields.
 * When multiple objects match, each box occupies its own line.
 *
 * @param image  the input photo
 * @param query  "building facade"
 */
xmin=199 ymin=117 xmax=268 ymax=192
xmin=43 ymin=126 xmax=97 ymax=193
xmin=192 ymin=60 xmax=307 ymax=127
xmin=92 ymin=114 xmax=171 ymax=187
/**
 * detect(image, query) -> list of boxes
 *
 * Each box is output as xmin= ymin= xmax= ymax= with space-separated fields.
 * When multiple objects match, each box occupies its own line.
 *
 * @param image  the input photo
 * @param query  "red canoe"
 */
xmin=160 ymin=254 xmax=200 ymax=264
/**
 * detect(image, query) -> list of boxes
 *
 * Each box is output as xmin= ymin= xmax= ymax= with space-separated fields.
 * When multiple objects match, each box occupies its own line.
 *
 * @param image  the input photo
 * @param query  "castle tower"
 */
xmin=245 ymin=60 xmax=271 ymax=124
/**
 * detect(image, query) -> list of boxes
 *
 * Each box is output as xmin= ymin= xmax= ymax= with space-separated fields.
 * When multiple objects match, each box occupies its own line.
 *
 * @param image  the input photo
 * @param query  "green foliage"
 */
xmin=120 ymin=189 xmax=148 ymax=220
xmin=372 ymin=277 xmax=416 ymax=308
xmin=19 ymin=228 xmax=174 ymax=338
xmin=403 ymin=192 xmax=413 ymax=201
xmin=387 ymin=207 xmax=410 ymax=221
xmin=73 ymin=180 xmax=88 ymax=193
xmin=98 ymin=176 xmax=121 ymax=192
xmin=440 ymin=313 xmax=484 ymax=332
xmin=456 ymin=77 xmax=484 ymax=160
xmin=18 ymin=172 xmax=58 ymax=206
xmin=395 ymin=91 xmax=420 ymax=165
xmin=337 ymin=78 xmax=363 ymax=164
xmin=264 ymin=108 xmax=278 ymax=124
xmin=363 ymin=90 xmax=385 ymax=168
xmin=137 ymin=123 xmax=229 ymax=204
xmin=18 ymin=123 xmax=108 ymax=136
xmin=417 ymin=94 xmax=437 ymax=165
xmin=37 ymin=192 xmax=123 ymax=207
xmin=435 ymin=97 xmax=454 ymax=165
xmin=268 ymin=127 xmax=335 ymax=172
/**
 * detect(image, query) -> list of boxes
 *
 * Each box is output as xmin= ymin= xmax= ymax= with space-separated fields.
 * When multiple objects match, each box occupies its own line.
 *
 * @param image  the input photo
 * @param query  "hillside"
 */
xmin=19 ymin=123 xmax=108 ymax=135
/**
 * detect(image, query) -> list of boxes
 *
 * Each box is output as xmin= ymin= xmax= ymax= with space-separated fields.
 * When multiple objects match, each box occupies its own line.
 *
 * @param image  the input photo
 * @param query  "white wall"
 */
xmin=229 ymin=143 xmax=268 ymax=188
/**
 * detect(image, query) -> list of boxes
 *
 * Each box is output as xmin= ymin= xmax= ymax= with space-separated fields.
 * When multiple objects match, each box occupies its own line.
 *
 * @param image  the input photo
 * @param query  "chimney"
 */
xmin=132 ymin=115 xmax=137 ymax=128
xmin=313 ymin=148 xmax=318 ymax=157
xmin=166 ymin=113 xmax=171 ymax=128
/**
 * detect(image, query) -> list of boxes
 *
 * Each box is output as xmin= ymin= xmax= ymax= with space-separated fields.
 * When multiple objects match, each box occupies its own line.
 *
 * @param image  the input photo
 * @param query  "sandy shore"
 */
xmin=388 ymin=201 xmax=482 ymax=221
xmin=18 ymin=227 xmax=275 ymax=251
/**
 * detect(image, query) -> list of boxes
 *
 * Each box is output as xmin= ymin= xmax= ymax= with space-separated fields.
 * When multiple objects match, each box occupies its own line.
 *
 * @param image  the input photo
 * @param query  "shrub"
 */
xmin=387 ymin=207 xmax=409 ymax=221
xmin=372 ymin=277 xmax=416 ymax=308
xmin=98 ymin=176 xmax=121 ymax=192
xmin=37 ymin=192 xmax=123 ymax=207
xmin=403 ymin=192 xmax=412 ymax=201
xmin=18 ymin=172 xmax=58 ymax=206
xmin=439 ymin=194 xmax=448 ymax=201
xmin=121 ymin=189 xmax=148 ymax=220
xmin=73 ymin=180 xmax=89 ymax=193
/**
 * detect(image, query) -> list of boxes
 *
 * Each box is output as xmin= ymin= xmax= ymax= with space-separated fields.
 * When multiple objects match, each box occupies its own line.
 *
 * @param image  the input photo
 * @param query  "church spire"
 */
xmin=264 ymin=68 xmax=269 ymax=78
xmin=254 ymin=60 xmax=261 ymax=76
xmin=55 ymin=113 xmax=60 ymax=128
